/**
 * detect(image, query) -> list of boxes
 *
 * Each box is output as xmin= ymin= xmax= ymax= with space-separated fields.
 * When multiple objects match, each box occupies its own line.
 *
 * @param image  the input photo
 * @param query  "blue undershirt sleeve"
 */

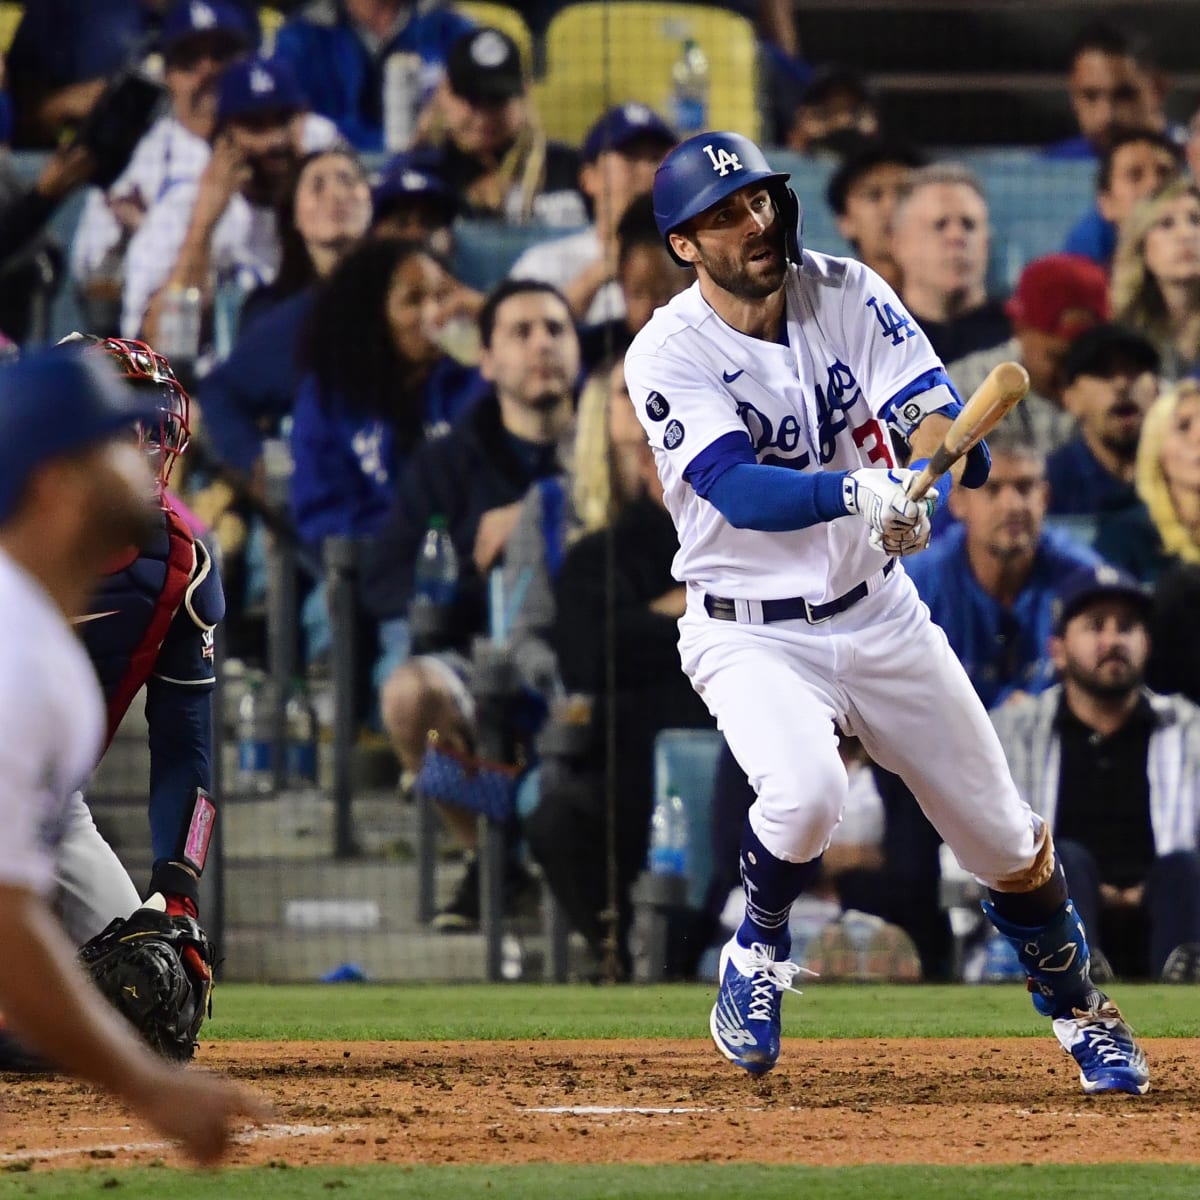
xmin=683 ymin=432 xmax=850 ymax=531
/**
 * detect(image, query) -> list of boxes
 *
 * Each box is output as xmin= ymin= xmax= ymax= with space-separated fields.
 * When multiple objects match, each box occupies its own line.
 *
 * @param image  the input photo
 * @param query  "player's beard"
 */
xmin=698 ymin=226 xmax=787 ymax=301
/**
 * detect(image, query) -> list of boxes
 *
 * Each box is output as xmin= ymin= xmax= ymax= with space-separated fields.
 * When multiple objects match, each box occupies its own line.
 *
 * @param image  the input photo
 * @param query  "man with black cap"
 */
xmin=1046 ymin=323 xmax=1161 ymax=520
xmin=273 ymin=0 xmax=473 ymax=152
xmin=121 ymin=55 xmax=338 ymax=350
xmin=417 ymin=26 xmax=586 ymax=227
xmin=73 ymin=0 xmax=260 ymax=331
xmin=992 ymin=564 xmax=1200 ymax=981
xmin=510 ymin=102 xmax=677 ymax=326
xmin=0 ymin=347 xmax=264 ymax=1161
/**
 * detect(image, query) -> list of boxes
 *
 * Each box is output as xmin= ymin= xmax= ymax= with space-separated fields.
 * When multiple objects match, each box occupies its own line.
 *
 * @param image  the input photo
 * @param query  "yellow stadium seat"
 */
xmin=537 ymin=3 xmax=760 ymax=145
xmin=258 ymin=6 xmax=285 ymax=56
xmin=453 ymin=3 xmax=535 ymax=74
xmin=0 ymin=3 xmax=22 ymax=56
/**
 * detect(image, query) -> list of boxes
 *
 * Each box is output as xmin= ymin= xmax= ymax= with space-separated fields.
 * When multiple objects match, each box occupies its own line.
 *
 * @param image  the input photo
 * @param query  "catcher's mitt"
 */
xmin=78 ymin=908 xmax=215 ymax=1061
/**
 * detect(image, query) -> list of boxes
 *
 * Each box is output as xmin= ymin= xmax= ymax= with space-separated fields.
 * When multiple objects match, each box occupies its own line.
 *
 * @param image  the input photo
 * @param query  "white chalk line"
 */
xmin=0 ymin=1121 xmax=361 ymax=1164
xmin=528 ymin=1106 xmax=710 ymax=1115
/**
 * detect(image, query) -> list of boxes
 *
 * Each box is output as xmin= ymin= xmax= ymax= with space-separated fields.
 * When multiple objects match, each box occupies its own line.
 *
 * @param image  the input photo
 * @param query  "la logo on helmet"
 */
xmin=703 ymin=144 xmax=743 ymax=176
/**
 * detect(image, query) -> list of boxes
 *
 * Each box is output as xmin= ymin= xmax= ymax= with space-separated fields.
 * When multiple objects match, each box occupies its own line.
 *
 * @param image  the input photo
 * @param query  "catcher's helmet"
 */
xmin=58 ymin=334 xmax=192 ymax=486
xmin=652 ymin=131 xmax=803 ymax=266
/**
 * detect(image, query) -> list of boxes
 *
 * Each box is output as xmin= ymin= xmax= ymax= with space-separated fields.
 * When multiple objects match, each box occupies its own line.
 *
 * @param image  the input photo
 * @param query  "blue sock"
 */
xmin=735 ymin=821 xmax=823 ymax=951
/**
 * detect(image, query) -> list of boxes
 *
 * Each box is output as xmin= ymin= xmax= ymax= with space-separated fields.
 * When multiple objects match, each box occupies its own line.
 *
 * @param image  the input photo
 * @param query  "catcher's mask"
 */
xmin=57 ymin=334 xmax=192 ymax=486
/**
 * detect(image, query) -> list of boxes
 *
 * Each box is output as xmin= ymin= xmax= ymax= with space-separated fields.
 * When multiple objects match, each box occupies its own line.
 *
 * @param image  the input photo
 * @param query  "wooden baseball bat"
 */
xmin=905 ymin=361 xmax=1030 ymax=501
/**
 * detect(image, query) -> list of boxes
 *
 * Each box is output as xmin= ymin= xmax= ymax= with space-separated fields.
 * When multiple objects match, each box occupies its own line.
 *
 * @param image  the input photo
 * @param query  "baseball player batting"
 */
xmin=624 ymin=131 xmax=1148 ymax=1096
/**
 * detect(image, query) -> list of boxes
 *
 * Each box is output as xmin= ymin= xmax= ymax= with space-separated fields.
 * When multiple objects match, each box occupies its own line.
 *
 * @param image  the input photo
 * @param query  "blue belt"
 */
xmin=704 ymin=559 xmax=896 ymax=626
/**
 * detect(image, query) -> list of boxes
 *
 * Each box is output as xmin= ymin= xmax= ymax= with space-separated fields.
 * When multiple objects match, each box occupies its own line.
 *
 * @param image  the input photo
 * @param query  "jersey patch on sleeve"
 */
xmin=645 ymin=391 xmax=670 ymax=421
xmin=664 ymin=419 xmax=686 ymax=450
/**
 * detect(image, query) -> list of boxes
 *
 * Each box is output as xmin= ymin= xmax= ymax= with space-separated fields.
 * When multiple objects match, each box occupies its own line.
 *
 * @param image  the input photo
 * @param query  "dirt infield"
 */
xmin=2 ymin=1038 xmax=1199 ymax=1171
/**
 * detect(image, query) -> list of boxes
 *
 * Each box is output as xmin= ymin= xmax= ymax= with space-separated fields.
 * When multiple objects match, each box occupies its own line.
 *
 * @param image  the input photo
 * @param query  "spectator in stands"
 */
xmin=271 ymin=0 xmax=472 ymax=152
xmin=288 ymin=238 xmax=486 ymax=549
xmin=1047 ymin=323 xmax=1160 ymax=523
xmin=414 ymin=27 xmax=585 ymax=228
xmin=992 ymin=566 xmax=1200 ymax=982
xmin=825 ymin=139 xmax=927 ymax=293
xmin=575 ymin=193 xmax=696 ymax=370
xmin=196 ymin=161 xmax=462 ymax=491
xmin=1111 ymin=177 xmax=1200 ymax=382
xmin=1095 ymin=380 xmax=1200 ymax=585
xmin=4 ymin=0 xmax=181 ymax=146
xmin=889 ymin=164 xmax=1009 ymax=363
xmin=364 ymin=280 xmax=578 ymax=931
xmin=122 ymin=56 xmax=335 ymax=347
xmin=948 ymin=254 xmax=1110 ymax=456
xmin=72 ymin=0 xmax=259 ymax=332
xmin=502 ymin=356 xmax=624 ymax=702
xmin=1061 ymin=128 xmax=1183 ymax=271
xmin=509 ymin=104 xmax=677 ymax=328
xmin=885 ymin=429 xmax=1102 ymax=978
xmin=907 ymin=429 xmax=1102 ymax=712
xmin=527 ymin=361 xmax=713 ymax=976
xmin=786 ymin=66 xmax=878 ymax=159
xmin=237 ymin=145 xmax=372 ymax=332
xmin=1045 ymin=21 xmax=1181 ymax=161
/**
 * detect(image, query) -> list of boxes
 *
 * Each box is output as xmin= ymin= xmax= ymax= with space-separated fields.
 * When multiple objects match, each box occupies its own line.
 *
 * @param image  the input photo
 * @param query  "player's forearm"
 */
xmin=0 ymin=885 xmax=169 ymax=1101
xmin=701 ymin=462 xmax=849 ymax=531
xmin=907 ymin=413 xmax=966 ymax=483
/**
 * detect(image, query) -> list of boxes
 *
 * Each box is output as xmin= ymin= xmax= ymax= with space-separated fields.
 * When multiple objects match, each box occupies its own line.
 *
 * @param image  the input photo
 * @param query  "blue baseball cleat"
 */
xmin=1053 ymin=1002 xmax=1150 ymax=1096
xmin=709 ymin=936 xmax=813 ymax=1075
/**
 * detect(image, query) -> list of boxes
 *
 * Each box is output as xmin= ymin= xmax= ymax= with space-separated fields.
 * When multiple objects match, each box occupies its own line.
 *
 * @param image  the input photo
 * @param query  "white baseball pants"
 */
xmin=678 ymin=567 xmax=1043 ymax=888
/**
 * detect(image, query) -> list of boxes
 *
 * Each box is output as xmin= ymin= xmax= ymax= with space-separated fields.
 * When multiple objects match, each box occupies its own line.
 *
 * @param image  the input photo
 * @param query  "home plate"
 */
xmin=1 ymin=1122 xmax=358 ymax=1164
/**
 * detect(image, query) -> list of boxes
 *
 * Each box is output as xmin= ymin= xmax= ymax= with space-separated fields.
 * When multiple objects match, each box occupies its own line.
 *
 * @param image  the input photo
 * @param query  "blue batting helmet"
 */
xmin=0 ymin=346 xmax=160 ymax=523
xmin=652 ymin=131 xmax=802 ymax=266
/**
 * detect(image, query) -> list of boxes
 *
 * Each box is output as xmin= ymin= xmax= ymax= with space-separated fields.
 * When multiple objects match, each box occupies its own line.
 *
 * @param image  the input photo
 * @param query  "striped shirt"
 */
xmin=991 ymin=684 xmax=1200 ymax=857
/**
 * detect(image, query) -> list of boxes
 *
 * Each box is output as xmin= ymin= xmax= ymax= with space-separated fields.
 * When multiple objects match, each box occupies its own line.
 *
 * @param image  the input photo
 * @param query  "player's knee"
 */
xmin=754 ymin=765 xmax=847 ymax=862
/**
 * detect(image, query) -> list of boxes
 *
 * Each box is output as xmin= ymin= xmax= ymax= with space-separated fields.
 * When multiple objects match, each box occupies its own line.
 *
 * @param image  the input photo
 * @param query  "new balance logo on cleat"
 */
xmin=1052 ymin=1001 xmax=1150 ymax=1096
xmin=709 ymin=936 xmax=813 ymax=1076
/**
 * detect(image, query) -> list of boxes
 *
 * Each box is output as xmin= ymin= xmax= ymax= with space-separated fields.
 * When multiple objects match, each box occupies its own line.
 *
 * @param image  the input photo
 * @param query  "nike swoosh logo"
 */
xmin=72 ymin=610 xmax=120 ymax=626
xmin=723 ymin=369 xmax=745 ymax=382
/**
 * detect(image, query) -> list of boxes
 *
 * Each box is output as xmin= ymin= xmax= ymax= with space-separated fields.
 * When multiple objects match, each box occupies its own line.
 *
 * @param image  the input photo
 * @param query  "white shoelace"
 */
xmin=743 ymin=947 xmax=817 ymax=1022
xmin=1081 ymin=1024 xmax=1130 ymax=1067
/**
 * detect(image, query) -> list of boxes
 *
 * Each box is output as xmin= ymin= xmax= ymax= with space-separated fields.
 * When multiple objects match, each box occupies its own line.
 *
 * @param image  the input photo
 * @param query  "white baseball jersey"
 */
xmin=0 ymin=550 xmax=105 ymax=898
xmin=509 ymin=226 xmax=624 ymax=327
xmin=624 ymin=251 xmax=946 ymax=603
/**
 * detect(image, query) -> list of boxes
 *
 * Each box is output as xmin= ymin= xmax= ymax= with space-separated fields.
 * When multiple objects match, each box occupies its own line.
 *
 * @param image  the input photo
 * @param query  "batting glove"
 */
xmin=869 ymin=514 xmax=932 ymax=556
xmin=843 ymin=468 xmax=936 ymax=542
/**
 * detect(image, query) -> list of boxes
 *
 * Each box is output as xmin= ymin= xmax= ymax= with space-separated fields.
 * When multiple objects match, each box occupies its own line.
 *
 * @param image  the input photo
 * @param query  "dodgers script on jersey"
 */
xmin=624 ymin=250 xmax=945 ymax=602
xmin=0 ymin=549 xmax=105 ymax=898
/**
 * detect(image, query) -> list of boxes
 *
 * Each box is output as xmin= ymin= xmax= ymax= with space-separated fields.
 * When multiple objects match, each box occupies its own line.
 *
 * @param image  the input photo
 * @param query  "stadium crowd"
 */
xmin=0 ymin=0 xmax=1198 ymax=986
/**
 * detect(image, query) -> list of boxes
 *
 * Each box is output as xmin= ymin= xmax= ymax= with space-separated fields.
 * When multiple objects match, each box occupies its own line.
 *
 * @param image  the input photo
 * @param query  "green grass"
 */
xmin=204 ymin=981 xmax=1200 ymax=1041
xmin=3 ymin=1165 xmax=1198 ymax=1200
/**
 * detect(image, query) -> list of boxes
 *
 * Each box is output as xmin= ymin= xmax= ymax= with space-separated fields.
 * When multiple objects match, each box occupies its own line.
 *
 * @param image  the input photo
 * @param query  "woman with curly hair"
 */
xmin=1111 ymin=177 xmax=1200 ymax=382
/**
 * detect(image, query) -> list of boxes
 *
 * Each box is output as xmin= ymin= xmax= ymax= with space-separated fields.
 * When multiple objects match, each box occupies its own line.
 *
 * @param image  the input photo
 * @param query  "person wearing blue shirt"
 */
xmin=907 ymin=431 xmax=1104 ymax=711
xmin=1047 ymin=324 xmax=1161 ymax=521
xmin=1061 ymin=130 xmax=1183 ymax=270
xmin=271 ymin=0 xmax=474 ymax=152
xmin=289 ymin=237 xmax=487 ymax=548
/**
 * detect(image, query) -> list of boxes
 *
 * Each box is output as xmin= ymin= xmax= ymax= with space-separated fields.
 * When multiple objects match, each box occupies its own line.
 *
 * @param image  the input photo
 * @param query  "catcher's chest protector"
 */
xmin=82 ymin=504 xmax=196 ymax=747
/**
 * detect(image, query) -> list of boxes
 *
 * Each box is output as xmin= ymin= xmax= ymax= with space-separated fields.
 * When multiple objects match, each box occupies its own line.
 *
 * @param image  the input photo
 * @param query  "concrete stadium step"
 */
xmin=220 ymin=927 xmax=554 ymax=984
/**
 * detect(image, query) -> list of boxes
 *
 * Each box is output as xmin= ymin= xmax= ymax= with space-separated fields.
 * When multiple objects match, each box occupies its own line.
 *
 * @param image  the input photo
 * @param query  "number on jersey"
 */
xmin=867 ymin=296 xmax=917 ymax=346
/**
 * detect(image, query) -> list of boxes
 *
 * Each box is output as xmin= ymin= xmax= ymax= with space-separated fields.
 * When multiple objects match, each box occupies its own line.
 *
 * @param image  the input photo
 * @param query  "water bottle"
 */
xmin=285 ymin=678 xmax=318 ymax=785
xmin=236 ymin=674 xmax=275 ymax=794
xmin=648 ymin=786 xmax=689 ymax=878
xmin=155 ymin=283 xmax=202 ymax=363
xmin=670 ymin=39 xmax=710 ymax=137
xmin=383 ymin=51 xmax=423 ymax=152
xmin=414 ymin=515 xmax=458 ymax=606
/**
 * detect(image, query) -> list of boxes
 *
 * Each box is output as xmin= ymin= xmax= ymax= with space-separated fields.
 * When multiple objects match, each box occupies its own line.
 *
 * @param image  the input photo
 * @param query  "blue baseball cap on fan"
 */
xmin=1052 ymin=564 xmax=1151 ymax=634
xmin=0 ymin=348 xmax=160 ymax=523
xmin=582 ymin=103 xmax=677 ymax=164
xmin=160 ymin=0 xmax=256 ymax=61
xmin=371 ymin=154 xmax=458 ymax=218
xmin=216 ymin=56 xmax=305 ymax=127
